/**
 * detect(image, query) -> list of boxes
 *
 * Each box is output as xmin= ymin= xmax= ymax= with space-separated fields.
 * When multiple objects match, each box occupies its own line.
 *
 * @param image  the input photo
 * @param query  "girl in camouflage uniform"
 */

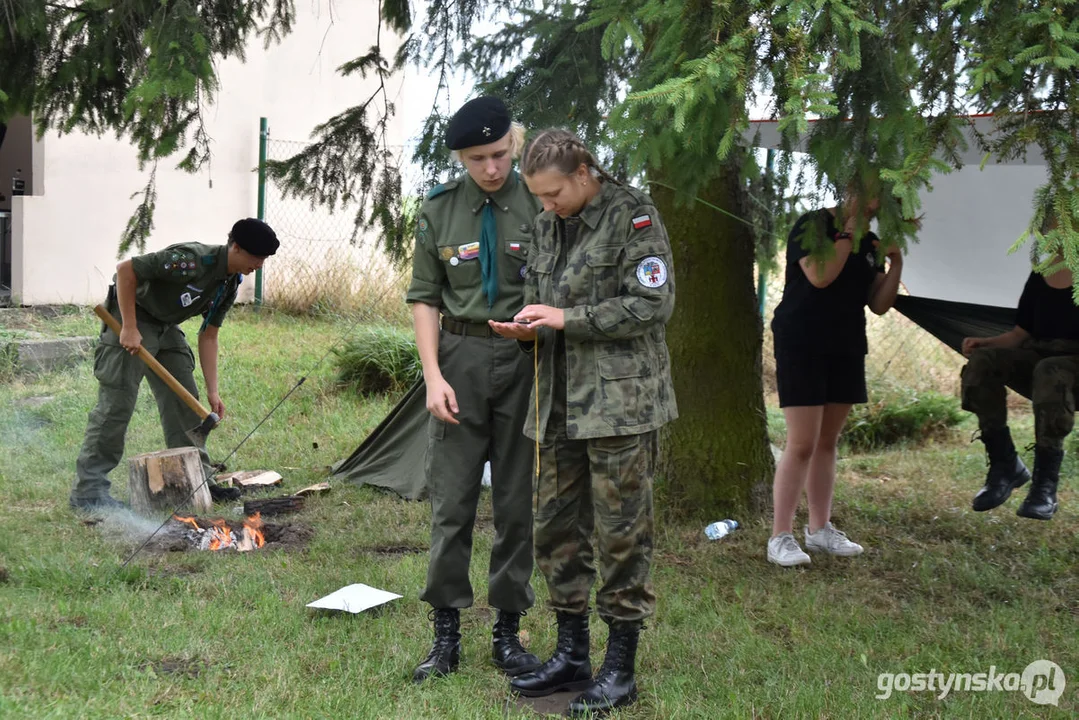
xmin=491 ymin=129 xmax=678 ymax=717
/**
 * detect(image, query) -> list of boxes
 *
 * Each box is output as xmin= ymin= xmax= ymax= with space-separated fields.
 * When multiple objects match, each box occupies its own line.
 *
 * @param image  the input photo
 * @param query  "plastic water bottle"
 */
xmin=704 ymin=519 xmax=739 ymax=541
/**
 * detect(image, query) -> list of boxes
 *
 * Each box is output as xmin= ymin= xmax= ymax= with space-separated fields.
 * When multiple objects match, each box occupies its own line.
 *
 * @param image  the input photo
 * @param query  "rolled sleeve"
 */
xmin=405 ymin=212 xmax=446 ymax=306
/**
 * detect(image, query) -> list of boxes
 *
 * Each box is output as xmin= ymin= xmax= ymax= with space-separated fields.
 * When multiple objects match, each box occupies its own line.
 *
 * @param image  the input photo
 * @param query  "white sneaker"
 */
xmin=804 ymin=522 xmax=864 ymax=557
xmin=767 ymin=533 xmax=811 ymax=567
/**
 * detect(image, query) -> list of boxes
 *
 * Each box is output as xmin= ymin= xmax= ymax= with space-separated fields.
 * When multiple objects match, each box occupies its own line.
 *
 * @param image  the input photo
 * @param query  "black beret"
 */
xmin=229 ymin=218 xmax=278 ymax=257
xmin=445 ymin=97 xmax=511 ymax=150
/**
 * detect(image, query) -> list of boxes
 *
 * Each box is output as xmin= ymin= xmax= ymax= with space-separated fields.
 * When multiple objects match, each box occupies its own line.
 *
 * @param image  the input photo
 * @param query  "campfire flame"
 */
xmin=241 ymin=512 xmax=266 ymax=551
xmin=208 ymin=519 xmax=233 ymax=551
xmin=171 ymin=513 xmax=265 ymax=552
xmin=174 ymin=515 xmax=201 ymax=531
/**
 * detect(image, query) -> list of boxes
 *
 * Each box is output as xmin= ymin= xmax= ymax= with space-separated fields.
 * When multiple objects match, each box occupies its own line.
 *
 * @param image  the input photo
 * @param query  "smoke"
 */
xmin=93 ymin=506 xmax=172 ymax=547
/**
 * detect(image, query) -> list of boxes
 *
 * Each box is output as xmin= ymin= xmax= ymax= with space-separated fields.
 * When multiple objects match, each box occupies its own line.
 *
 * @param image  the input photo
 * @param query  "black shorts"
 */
xmin=775 ymin=348 xmax=867 ymax=407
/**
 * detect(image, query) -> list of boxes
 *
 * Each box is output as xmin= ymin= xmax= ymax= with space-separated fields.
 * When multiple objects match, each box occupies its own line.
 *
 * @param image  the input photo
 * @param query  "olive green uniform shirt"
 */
xmin=127 ymin=242 xmax=238 ymax=327
xmin=406 ymin=172 xmax=542 ymax=321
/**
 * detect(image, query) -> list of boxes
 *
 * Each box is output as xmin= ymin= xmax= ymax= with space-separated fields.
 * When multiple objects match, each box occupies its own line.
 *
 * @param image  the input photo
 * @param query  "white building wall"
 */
xmin=902 ymin=164 xmax=1044 ymax=307
xmin=11 ymin=2 xmax=405 ymax=305
xmin=748 ymin=116 xmax=1050 ymax=307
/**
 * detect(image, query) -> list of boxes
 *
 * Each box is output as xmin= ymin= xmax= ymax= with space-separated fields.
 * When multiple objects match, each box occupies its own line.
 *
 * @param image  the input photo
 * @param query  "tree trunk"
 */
xmin=128 ymin=447 xmax=212 ymax=515
xmin=651 ymin=162 xmax=774 ymax=519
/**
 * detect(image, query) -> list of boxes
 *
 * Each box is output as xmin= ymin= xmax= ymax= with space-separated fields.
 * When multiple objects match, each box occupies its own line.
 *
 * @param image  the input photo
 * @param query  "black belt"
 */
xmin=442 ymin=317 xmax=498 ymax=338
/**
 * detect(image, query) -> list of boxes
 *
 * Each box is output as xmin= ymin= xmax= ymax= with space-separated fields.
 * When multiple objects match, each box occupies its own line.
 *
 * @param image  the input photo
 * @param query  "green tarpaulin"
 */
xmin=331 ymin=380 xmax=429 ymax=500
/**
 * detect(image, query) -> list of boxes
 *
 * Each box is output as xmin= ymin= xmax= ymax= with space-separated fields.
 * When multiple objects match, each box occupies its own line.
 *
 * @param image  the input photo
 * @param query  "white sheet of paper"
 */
xmin=306 ymin=583 xmax=402 ymax=614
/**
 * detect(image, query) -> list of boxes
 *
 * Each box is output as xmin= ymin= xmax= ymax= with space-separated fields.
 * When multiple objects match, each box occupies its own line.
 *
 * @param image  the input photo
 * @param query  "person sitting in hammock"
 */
xmin=961 ymin=226 xmax=1078 ymax=521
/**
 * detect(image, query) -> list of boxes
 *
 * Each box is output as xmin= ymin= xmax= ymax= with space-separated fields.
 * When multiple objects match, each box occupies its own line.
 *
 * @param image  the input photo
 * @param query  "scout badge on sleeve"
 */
xmin=636 ymin=256 xmax=668 ymax=288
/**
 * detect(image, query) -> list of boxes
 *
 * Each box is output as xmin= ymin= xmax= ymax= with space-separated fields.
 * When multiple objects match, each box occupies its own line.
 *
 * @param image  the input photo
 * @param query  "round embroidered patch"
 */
xmin=418 ymin=218 xmax=429 ymax=232
xmin=519 ymin=264 xmax=527 ymax=279
xmin=635 ymin=256 xmax=668 ymax=288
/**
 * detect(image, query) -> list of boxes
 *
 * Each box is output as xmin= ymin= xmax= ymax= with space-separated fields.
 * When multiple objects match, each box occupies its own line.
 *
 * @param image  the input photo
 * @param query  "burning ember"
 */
xmin=173 ymin=513 xmax=266 ymax=552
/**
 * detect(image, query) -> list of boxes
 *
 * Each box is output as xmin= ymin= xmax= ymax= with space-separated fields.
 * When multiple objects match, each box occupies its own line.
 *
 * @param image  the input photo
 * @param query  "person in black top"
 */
xmin=960 ymin=242 xmax=1078 ymax=520
xmin=767 ymin=194 xmax=905 ymax=567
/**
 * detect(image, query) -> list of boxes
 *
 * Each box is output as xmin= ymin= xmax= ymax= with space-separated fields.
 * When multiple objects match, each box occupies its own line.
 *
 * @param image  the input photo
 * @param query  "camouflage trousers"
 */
xmin=534 ymin=428 xmax=657 ymax=623
xmin=960 ymin=340 xmax=1079 ymax=450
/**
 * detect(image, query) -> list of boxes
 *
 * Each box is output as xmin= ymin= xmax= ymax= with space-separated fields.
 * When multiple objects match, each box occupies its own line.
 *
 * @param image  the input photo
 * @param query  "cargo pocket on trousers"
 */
xmin=92 ymin=342 xmax=130 ymax=388
xmin=590 ymin=433 xmax=643 ymax=519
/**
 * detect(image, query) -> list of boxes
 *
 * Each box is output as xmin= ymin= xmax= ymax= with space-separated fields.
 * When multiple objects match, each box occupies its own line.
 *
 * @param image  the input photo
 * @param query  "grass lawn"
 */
xmin=0 ymin=307 xmax=1076 ymax=719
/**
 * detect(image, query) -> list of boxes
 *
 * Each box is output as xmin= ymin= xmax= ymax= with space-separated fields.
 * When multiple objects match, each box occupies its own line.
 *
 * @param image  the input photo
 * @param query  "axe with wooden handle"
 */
xmin=93 ymin=304 xmax=220 ymax=445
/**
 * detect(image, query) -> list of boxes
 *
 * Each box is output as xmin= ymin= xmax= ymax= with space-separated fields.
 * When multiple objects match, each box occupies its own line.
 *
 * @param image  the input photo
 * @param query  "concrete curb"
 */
xmin=6 ymin=336 xmax=96 ymax=373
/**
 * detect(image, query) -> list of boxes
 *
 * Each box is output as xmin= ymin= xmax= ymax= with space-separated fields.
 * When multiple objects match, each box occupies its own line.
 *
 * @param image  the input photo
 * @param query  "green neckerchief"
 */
xmin=480 ymin=200 xmax=498 ymax=307
xmin=199 ymin=274 xmax=240 ymax=333
xmin=464 ymin=171 xmax=522 ymax=309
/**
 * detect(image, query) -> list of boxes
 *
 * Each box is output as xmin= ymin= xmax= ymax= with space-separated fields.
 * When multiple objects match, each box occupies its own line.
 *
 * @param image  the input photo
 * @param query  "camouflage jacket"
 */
xmin=524 ymin=181 xmax=678 ymax=440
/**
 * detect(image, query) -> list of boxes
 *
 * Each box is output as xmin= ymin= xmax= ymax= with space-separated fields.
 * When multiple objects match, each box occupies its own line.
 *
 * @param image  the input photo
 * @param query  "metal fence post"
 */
xmin=255 ymin=117 xmax=268 ymax=307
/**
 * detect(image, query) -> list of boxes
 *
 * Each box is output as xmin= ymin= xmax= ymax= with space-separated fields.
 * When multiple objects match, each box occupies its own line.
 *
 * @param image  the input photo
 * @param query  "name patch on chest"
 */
xmin=457 ymin=242 xmax=480 ymax=261
xmin=636 ymin=257 xmax=668 ymax=288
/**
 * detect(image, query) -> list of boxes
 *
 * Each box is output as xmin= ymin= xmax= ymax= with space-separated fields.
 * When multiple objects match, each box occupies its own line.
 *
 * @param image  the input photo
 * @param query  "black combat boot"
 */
xmin=566 ymin=620 xmax=641 ymax=717
xmin=412 ymin=608 xmax=461 ymax=683
xmin=69 ymin=494 xmax=127 ymax=513
xmin=971 ymin=426 xmax=1031 ymax=511
xmin=1017 ymin=446 xmax=1064 ymax=520
xmin=492 ymin=610 xmax=541 ymax=677
xmin=510 ymin=612 xmax=592 ymax=697
xmin=208 ymin=483 xmax=242 ymax=502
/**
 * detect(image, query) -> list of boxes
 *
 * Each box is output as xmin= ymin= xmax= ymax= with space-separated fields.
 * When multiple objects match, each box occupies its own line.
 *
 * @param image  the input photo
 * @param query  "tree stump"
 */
xmin=128 ymin=447 xmax=211 ymax=515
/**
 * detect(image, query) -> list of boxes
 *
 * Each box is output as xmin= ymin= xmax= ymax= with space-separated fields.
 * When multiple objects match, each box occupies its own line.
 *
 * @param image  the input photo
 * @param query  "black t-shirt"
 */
xmin=1015 ymin=272 xmax=1079 ymax=341
xmin=771 ymin=209 xmax=885 ymax=355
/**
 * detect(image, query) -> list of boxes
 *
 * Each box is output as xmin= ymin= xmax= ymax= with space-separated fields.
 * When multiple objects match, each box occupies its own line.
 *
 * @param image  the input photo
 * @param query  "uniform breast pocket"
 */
xmin=439 ymin=241 xmax=481 ymax=290
xmin=502 ymin=238 xmax=530 ymax=284
xmin=529 ymin=252 xmax=557 ymax=298
xmin=584 ymin=246 xmax=623 ymax=304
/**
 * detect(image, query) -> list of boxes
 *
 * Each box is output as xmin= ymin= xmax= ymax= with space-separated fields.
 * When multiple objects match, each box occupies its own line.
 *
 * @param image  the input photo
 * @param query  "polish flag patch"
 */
xmin=509 ymin=242 xmax=522 ymax=251
xmin=632 ymin=214 xmax=652 ymax=230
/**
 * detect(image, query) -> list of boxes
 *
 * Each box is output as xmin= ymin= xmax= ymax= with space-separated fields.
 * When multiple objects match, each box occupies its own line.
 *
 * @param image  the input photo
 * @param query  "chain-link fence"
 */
xmin=260 ymin=137 xmax=418 ymax=325
xmin=262 ymin=133 xmax=984 ymax=406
